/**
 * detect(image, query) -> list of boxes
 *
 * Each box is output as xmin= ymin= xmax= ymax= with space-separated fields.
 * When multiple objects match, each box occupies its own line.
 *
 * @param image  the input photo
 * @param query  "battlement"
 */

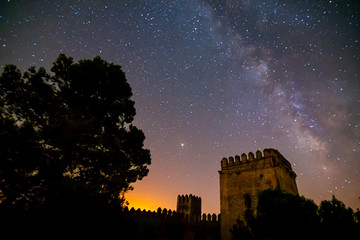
xmin=123 ymin=206 xmax=183 ymax=219
xmin=220 ymin=148 xmax=294 ymax=176
xmin=122 ymin=207 xmax=220 ymax=224
xmin=202 ymin=213 xmax=221 ymax=223
xmin=177 ymin=194 xmax=201 ymax=203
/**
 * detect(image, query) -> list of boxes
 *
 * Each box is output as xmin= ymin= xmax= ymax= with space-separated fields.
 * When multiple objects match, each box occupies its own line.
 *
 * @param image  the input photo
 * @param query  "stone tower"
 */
xmin=219 ymin=148 xmax=298 ymax=240
xmin=177 ymin=194 xmax=201 ymax=223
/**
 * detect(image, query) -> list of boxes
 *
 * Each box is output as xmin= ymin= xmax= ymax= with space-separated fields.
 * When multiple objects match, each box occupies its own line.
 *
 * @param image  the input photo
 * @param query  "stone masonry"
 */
xmin=219 ymin=148 xmax=298 ymax=240
xmin=177 ymin=194 xmax=202 ymax=223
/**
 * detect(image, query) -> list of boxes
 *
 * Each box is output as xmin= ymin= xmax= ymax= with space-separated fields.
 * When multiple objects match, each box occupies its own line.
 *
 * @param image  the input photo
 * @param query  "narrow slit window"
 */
xmin=244 ymin=194 xmax=251 ymax=209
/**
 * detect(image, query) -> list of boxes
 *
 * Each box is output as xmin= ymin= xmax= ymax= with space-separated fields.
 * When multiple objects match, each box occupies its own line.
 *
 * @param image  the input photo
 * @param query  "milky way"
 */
xmin=0 ymin=0 xmax=359 ymax=213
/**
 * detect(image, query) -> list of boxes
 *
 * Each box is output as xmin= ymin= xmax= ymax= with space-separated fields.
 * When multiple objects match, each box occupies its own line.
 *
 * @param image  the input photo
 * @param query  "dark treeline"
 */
xmin=231 ymin=189 xmax=360 ymax=240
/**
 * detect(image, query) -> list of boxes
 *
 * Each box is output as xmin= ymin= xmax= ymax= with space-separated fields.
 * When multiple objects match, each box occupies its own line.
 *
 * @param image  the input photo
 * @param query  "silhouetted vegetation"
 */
xmin=318 ymin=195 xmax=358 ymax=240
xmin=0 ymin=54 xmax=151 ymax=224
xmin=231 ymin=189 xmax=360 ymax=240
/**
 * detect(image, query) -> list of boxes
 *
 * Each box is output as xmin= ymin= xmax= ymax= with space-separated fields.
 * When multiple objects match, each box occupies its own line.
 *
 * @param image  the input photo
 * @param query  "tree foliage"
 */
xmin=231 ymin=190 xmax=360 ymax=240
xmin=318 ymin=195 xmax=357 ymax=240
xmin=0 ymin=54 xmax=151 ymax=212
xmin=254 ymin=189 xmax=320 ymax=240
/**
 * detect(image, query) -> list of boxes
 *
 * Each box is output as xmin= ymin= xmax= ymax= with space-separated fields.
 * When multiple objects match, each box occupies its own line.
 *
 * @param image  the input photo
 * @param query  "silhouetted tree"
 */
xmin=355 ymin=208 xmax=360 ymax=223
xmin=230 ymin=219 xmax=254 ymax=240
xmin=255 ymin=189 xmax=320 ymax=240
xmin=231 ymin=190 xmax=360 ymax=240
xmin=0 ymin=54 xmax=151 ymax=214
xmin=318 ymin=195 xmax=357 ymax=240
xmin=231 ymin=189 xmax=320 ymax=240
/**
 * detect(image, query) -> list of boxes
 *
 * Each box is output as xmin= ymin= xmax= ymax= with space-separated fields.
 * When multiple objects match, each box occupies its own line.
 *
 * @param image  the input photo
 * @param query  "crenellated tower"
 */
xmin=177 ymin=194 xmax=202 ymax=223
xmin=219 ymin=148 xmax=298 ymax=240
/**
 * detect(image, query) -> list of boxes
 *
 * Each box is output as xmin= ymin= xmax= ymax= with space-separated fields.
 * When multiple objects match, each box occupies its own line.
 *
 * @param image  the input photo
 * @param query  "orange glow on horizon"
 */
xmin=125 ymin=191 xmax=176 ymax=212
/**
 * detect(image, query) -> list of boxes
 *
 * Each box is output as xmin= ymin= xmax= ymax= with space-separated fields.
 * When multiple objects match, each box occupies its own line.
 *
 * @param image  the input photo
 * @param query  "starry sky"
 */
xmin=0 ymin=0 xmax=359 ymax=214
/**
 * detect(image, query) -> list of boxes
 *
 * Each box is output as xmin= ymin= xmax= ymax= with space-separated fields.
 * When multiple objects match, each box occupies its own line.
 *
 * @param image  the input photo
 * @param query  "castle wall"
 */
xmin=122 ymin=205 xmax=220 ymax=240
xmin=219 ymin=149 xmax=298 ymax=240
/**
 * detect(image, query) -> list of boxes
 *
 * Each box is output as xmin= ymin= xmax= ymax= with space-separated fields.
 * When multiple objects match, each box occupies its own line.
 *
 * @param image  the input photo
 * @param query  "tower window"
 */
xmin=244 ymin=194 xmax=251 ymax=209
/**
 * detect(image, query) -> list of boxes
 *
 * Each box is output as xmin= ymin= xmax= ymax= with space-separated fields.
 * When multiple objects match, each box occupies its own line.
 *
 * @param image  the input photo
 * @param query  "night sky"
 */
xmin=1 ymin=0 xmax=359 ymax=214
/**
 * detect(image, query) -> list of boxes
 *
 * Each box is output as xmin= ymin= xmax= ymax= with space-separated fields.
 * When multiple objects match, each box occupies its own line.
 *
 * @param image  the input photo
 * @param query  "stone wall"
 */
xmin=122 ymin=206 xmax=220 ymax=240
xmin=177 ymin=194 xmax=202 ymax=223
